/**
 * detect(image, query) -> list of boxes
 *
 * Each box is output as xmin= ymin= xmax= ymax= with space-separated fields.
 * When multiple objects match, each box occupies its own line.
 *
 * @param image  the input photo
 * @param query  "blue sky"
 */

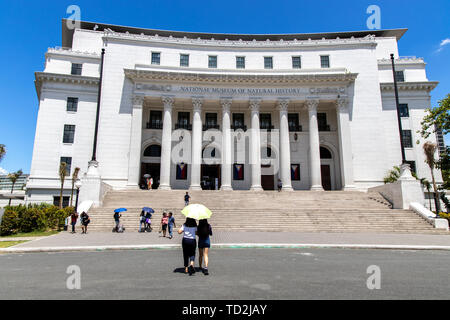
xmin=0 ymin=0 xmax=449 ymax=174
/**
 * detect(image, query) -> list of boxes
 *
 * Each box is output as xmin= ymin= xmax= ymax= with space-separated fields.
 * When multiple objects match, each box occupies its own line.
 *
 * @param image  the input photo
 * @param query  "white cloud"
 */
xmin=437 ymin=38 xmax=450 ymax=52
xmin=0 ymin=167 xmax=8 ymax=175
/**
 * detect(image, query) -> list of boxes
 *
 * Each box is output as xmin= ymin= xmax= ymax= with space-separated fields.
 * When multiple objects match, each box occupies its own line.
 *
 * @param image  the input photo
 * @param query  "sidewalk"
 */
xmin=1 ymin=231 xmax=450 ymax=253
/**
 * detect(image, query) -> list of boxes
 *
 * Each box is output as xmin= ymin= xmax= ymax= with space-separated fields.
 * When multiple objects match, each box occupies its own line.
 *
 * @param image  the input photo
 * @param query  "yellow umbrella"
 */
xmin=181 ymin=204 xmax=212 ymax=220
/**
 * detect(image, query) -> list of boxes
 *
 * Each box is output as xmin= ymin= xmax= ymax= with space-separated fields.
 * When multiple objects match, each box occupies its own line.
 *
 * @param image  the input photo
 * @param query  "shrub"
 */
xmin=19 ymin=208 xmax=44 ymax=233
xmin=0 ymin=209 xmax=20 ymax=236
xmin=438 ymin=212 xmax=450 ymax=223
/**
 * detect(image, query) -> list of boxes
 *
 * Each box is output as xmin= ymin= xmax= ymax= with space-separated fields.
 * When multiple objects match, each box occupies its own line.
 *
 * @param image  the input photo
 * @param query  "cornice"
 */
xmin=103 ymin=30 xmax=378 ymax=50
xmin=34 ymin=72 xmax=100 ymax=100
xmin=380 ymin=81 xmax=438 ymax=92
xmin=46 ymin=47 xmax=101 ymax=60
xmin=378 ymin=57 xmax=426 ymax=66
xmin=124 ymin=69 xmax=358 ymax=85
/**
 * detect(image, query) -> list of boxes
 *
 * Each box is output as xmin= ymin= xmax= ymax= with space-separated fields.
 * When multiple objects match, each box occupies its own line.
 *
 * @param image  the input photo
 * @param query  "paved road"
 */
xmin=0 ymin=248 xmax=449 ymax=299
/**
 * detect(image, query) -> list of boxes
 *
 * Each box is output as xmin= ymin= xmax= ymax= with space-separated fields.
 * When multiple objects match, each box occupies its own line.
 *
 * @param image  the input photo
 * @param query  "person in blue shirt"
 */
xmin=184 ymin=192 xmax=191 ymax=206
xmin=168 ymin=211 xmax=176 ymax=239
xmin=197 ymin=219 xmax=212 ymax=275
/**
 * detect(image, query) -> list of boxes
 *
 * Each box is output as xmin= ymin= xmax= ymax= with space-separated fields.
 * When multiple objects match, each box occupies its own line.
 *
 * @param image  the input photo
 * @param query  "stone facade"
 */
xmin=25 ymin=21 xmax=441 ymax=204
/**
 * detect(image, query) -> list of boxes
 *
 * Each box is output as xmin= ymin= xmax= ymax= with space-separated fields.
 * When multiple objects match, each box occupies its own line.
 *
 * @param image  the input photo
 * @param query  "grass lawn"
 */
xmin=0 ymin=241 xmax=28 ymax=248
xmin=0 ymin=230 xmax=60 ymax=239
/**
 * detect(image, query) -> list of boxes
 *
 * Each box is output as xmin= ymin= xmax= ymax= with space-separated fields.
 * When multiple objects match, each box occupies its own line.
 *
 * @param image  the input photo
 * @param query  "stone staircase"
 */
xmin=83 ymin=190 xmax=446 ymax=234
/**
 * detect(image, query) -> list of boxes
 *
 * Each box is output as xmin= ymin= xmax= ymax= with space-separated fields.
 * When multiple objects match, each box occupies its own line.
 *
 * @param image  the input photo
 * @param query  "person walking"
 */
xmin=114 ymin=211 xmax=121 ymax=232
xmin=184 ymin=192 xmax=191 ymax=206
xmin=139 ymin=210 xmax=146 ymax=232
xmin=168 ymin=211 xmax=176 ymax=239
xmin=160 ymin=211 xmax=168 ymax=237
xmin=178 ymin=217 xmax=197 ymax=275
xmin=277 ymin=179 xmax=282 ymax=192
xmin=149 ymin=177 xmax=153 ymax=190
xmin=80 ymin=211 xmax=90 ymax=234
xmin=197 ymin=219 xmax=212 ymax=275
xmin=70 ymin=211 xmax=78 ymax=234
xmin=145 ymin=210 xmax=153 ymax=232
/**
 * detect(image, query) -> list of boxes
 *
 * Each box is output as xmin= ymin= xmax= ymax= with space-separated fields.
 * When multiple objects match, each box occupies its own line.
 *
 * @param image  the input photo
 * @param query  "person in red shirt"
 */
xmin=70 ymin=212 xmax=78 ymax=234
xmin=160 ymin=211 xmax=169 ymax=237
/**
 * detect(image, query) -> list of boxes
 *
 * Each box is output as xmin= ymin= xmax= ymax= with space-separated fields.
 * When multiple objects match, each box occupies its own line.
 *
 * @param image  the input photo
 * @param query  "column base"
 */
xmin=158 ymin=184 xmax=172 ymax=190
xmin=282 ymin=186 xmax=294 ymax=192
xmin=189 ymin=185 xmax=202 ymax=191
xmin=310 ymin=185 xmax=324 ymax=191
xmin=250 ymin=185 xmax=263 ymax=191
xmin=220 ymin=185 xmax=233 ymax=191
xmin=342 ymin=185 xmax=357 ymax=191
xmin=125 ymin=184 xmax=139 ymax=190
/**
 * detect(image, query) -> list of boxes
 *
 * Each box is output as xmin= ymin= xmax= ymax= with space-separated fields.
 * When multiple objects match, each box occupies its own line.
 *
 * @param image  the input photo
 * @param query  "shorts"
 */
xmin=162 ymin=224 xmax=167 ymax=231
xmin=198 ymin=237 xmax=210 ymax=249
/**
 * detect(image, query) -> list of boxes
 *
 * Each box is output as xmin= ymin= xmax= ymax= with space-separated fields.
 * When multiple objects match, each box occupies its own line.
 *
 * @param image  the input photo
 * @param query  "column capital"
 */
xmin=277 ymin=99 xmax=290 ymax=112
xmin=132 ymin=94 xmax=145 ymax=106
xmin=192 ymin=97 xmax=203 ymax=112
xmin=220 ymin=98 xmax=232 ymax=112
xmin=306 ymin=99 xmax=320 ymax=112
xmin=161 ymin=96 xmax=174 ymax=109
xmin=249 ymin=98 xmax=261 ymax=112
xmin=336 ymin=98 xmax=349 ymax=112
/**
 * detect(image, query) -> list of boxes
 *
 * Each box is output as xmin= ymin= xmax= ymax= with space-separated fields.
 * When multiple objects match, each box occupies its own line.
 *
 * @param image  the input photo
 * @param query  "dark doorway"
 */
xmin=321 ymin=165 xmax=331 ymax=191
xmin=141 ymin=163 xmax=160 ymax=189
xmin=261 ymin=164 xmax=275 ymax=190
xmin=201 ymin=165 xmax=221 ymax=190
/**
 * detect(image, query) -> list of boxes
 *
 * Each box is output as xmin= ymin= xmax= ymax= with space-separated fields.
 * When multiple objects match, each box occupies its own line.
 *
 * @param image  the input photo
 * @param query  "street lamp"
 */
xmin=74 ymin=180 xmax=82 ymax=213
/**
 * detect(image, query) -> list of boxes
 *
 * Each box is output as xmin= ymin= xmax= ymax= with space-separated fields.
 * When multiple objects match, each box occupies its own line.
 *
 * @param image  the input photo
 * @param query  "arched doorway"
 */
xmin=201 ymin=145 xmax=221 ymax=190
xmin=320 ymin=146 xmax=333 ymax=191
xmin=141 ymin=144 xmax=161 ymax=189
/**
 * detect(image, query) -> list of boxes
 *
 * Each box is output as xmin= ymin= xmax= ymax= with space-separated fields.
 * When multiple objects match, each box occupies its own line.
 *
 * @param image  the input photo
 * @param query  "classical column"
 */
xmin=221 ymin=98 xmax=233 ymax=190
xmin=159 ymin=96 xmax=174 ymax=190
xmin=127 ymin=95 xmax=144 ymax=188
xmin=307 ymin=99 xmax=323 ymax=191
xmin=250 ymin=99 xmax=263 ymax=191
xmin=278 ymin=99 xmax=293 ymax=191
xmin=336 ymin=98 xmax=356 ymax=190
xmin=190 ymin=97 xmax=203 ymax=190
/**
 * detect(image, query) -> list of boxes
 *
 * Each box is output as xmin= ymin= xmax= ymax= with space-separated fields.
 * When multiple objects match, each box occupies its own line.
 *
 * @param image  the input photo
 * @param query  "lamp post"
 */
xmin=74 ymin=180 xmax=82 ymax=213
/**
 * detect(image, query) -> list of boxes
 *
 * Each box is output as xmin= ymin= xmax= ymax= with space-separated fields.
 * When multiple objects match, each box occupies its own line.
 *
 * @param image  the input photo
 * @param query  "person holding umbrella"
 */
xmin=143 ymin=174 xmax=151 ymax=190
xmin=197 ymin=219 xmax=212 ymax=275
xmin=142 ymin=207 xmax=154 ymax=232
xmin=179 ymin=204 xmax=213 ymax=275
xmin=113 ymin=208 xmax=127 ymax=232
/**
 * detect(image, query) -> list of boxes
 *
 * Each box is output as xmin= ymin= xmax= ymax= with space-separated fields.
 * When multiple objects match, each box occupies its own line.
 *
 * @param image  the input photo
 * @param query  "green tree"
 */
xmin=419 ymin=93 xmax=450 ymax=139
xmin=70 ymin=167 xmax=80 ymax=207
xmin=0 ymin=144 xmax=5 ymax=163
xmin=7 ymin=169 xmax=23 ymax=206
xmin=436 ymin=146 xmax=450 ymax=190
xmin=423 ymin=142 xmax=441 ymax=213
xmin=383 ymin=166 xmax=418 ymax=184
xmin=59 ymin=162 xmax=67 ymax=209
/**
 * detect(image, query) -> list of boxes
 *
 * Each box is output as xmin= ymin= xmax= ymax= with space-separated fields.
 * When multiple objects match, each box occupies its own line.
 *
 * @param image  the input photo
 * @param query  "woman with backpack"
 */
xmin=178 ymin=217 xmax=197 ymax=275
xmin=197 ymin=219 xmax=212 ymax=275
xmin=80 ymin=211 xmax=90 ymax=234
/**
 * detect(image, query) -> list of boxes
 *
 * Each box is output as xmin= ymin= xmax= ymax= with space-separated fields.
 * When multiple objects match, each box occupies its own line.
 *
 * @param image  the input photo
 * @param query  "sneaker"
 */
xmin=189 ymin=265 xmax=195 ymax=275
xmin=203 ymin=268 xmax=209 ymax=275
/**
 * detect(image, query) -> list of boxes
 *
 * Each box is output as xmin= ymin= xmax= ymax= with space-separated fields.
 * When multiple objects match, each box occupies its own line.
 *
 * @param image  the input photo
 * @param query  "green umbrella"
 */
xmin=181 ymin=204 xmax=212 ymax=220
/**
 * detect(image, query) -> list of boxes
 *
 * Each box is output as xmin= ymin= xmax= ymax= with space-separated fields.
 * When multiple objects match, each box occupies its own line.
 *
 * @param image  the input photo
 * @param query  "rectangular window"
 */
xmin=66 ymin=97 xmax=78 ymax=112
xmin=232 ymin=113 xmax=245 ymax=130
xmin=402 ymin=130 xmax=413 ymax=148
xmin=63 ymin=125 xmax=75 ymax=143
xmin=236 ymin=56 xmax=245 ymax=69
xmin=320 ymin=55 xmax=330 ymax=68
xmin=399 ymin=104 xmax=409 ymax=117
xmin=233 ymin=164 xmax=244 ymax=180
xmin=151 ymin=52 xmax=160 ymax=65
xmin=53 ymin=196 xmax=70 ymax=208
xmin=264 ymin=57 xmax=273 ymax=69
xmin=260 ymin=114 xmax=272 ymax=130
xmin=292 ymin=56 xmax=301 ymax=69
xmin=318 ymin=113 xmax=330 ymax=131
xmin=180 ymin=54 xmax=189 ymax=67
xmin=395 ymin=71 xmax=405 ymax=82
xmin=176 ymin=112 xmax=191 ymax=130
xmin=204 ymin=113 xmax=218 ymax=130
xmin=291 ymin=164 xmax=301 ymax=181
xmin=148 ymin=111 xmax=163 ymax=129
xmin=60 ymin=157 xmax=72 ymax=176
xmin=406 ymin=161 xmax=416 ymax=174
xmin=208 ymin=55 xmax=217 ymax=68
xmin=176 ymin=163 xmax=188 ymax=180
xmin=71 ymin=63 xmax=82 ymax=75
xmin=288 ymin=113 xmax=301 ymax=132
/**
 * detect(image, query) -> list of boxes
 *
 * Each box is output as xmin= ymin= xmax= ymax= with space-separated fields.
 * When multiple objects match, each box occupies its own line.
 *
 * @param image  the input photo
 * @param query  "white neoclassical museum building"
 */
xmin=25 ymin=19 xmax=442 ymax=205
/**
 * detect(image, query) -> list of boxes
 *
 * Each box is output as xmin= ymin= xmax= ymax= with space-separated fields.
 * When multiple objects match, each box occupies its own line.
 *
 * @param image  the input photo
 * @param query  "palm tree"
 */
xmin=70 ymin=167 xmax=80 ymax=207
xmin=59 ymin=162 xmax=67 ymax=209
xmin=423 ymin=141 xmax=441 ymax=213
xmin=7 ymin=169 xmax=22 ymax=206
xmin=420 ymin=178 xmax=433 ymax=210
xmin=0 ymin=144 xmax=5 ymax=163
